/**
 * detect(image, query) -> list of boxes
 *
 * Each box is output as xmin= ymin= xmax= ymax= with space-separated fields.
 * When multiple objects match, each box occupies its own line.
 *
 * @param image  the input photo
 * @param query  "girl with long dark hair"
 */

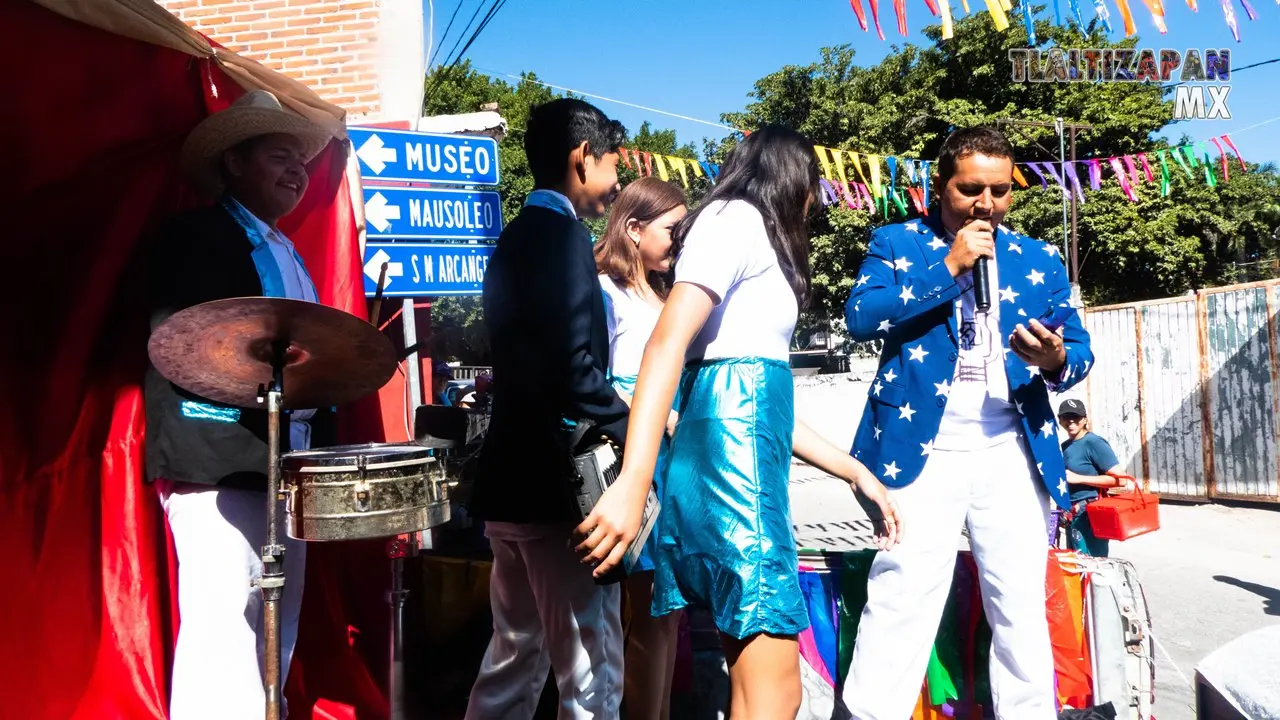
xmin=577 ymin=126 xmax=903 ymax=717
xmin=594 ymin=176 xmax=688 ymax=720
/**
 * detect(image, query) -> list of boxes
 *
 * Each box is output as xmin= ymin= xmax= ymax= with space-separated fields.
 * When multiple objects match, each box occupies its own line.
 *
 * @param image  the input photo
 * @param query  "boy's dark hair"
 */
xmin=936 ymin=126 xmax=1016 ymax=187
xmin=524 ymin=98 xmax=626 ymax=188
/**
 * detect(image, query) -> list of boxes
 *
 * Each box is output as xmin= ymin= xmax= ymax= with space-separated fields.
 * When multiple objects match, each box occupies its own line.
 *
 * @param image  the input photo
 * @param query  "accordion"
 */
xmin=568 ymin=426 xmax=661 ymax=585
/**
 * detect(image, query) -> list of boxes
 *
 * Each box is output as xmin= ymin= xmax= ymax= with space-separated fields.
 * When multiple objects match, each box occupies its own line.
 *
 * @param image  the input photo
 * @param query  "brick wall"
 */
xmin=158 ymin=0 xmax=382 ymax=120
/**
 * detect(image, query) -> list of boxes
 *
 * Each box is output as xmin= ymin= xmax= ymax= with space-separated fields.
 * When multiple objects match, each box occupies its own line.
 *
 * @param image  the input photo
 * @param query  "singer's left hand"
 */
xmin=1010 ymin=319 xmax=1066 ymax=373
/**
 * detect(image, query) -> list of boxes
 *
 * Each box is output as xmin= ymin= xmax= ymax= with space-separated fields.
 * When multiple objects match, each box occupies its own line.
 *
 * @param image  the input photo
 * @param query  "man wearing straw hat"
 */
xmin=144 ymin=89 xmax=335 ymax=719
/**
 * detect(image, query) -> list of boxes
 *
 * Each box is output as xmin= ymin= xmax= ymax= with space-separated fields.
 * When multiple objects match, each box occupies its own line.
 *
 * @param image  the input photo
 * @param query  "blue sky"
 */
xmin=427 ymin=0 xmax=1280 ymax=165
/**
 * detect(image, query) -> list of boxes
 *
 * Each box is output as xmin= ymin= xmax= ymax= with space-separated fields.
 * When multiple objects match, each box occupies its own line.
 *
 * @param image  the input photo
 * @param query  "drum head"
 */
xmin=281 ymin=442 xmax=430 ymax=470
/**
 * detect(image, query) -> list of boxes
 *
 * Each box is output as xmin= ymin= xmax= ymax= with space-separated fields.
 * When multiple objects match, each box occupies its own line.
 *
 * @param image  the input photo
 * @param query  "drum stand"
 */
xmin=386 ymin=532 xmax=419 ymax=720
xmin=258 ymin=352 xmax=287 ymax=720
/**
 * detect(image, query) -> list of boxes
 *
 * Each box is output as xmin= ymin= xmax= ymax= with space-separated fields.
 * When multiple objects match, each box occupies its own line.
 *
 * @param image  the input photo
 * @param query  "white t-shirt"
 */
xmin=673 ymin=199 xmax=797 ymax=363
xmin=599 ymin=274 xmax=661 ymax=379
xmin=933 ymin=240 xmax=1022 ymax=450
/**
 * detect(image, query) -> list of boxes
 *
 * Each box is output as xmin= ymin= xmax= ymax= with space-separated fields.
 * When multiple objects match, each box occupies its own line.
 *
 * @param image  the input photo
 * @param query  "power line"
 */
xmin=428 ymin=0 xmax=465 ymax=69
xmin=1162 ymin=55 xmax=1280 ymax=89
xmin=424 ymin=0 xmax=510 ymax=107
xmin=474 ymin=68 xmax=742 ymax=133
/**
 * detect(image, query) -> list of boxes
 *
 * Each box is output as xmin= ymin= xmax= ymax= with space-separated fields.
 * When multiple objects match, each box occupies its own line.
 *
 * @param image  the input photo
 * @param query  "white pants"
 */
xmin=160 ymin=482 xmax=307 ymax=720
xmin=842 ymin=437 xmax=1057 ymax=720
xmin=465 ymin=521 xmax=623 ymax=720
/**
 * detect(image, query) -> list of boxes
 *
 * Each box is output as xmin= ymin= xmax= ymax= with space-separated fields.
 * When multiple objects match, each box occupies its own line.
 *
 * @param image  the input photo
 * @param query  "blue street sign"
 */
xmin=362 ymin=186 xmax=503 ymax=241
xmin=349 ymin=127 xmax=501 ymax=185
xmin=363 ymin=242 xmax=495 ymax=297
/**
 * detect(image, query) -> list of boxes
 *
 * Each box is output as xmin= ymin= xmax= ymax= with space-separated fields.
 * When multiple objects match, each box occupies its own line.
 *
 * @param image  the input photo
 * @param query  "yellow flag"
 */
xmin=654 ymin=154 xmax=671 ymax=182
xmin=848 ymin=151 xmax=870 ymax=188
xmin=814 ymin=146 xmax=835 ymax=180
xmin=940 ymin=0 xmax=954 ymax=38
xmin=983 ymin=0 xmax=1010 ymax=30
xmin=688 ymin=160 xmax=704 ymax=178
xmin=868 ymin=155 xmax=883 ymax=199
xmin=832 ymin=149 xmax=850 ymax=184
xmin=668 ymin=157 xmax=691 ymax=188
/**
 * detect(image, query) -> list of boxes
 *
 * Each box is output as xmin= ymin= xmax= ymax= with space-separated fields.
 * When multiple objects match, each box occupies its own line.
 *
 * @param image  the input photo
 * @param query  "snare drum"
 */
xmin=281 ymin=442 xmax=451 ymax=541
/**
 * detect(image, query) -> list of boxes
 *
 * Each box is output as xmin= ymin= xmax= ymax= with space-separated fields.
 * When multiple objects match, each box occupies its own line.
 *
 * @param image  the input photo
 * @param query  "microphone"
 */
xmin=974 ymin=257 xmax=992 ymax=312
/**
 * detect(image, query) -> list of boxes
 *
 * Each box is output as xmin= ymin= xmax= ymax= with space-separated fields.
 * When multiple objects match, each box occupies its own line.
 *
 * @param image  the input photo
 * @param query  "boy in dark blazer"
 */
xmin=465 ymin=98 xmax=630 ymax=719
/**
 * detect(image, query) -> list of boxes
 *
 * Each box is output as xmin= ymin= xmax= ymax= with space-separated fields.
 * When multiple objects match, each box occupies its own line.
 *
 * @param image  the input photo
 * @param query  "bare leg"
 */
xmin=622 ymin=571 xmax=682 ymax=720
xmin=720 ymin=632 xmax=801 ymax=720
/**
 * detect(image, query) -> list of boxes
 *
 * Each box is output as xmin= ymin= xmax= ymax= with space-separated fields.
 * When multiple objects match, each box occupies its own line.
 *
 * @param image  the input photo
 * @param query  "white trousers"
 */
xmin=465 ymin=521 xmax=623 ymax=720
xmin=160 ymin=482 xmax=307 ymax=720
xmin=842 ymin=437 xmax=1057 ymax=720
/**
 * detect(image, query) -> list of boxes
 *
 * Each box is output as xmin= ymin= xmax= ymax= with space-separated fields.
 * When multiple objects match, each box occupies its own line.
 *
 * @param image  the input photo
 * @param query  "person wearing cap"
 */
xmin=143 ymin=89 xmax=336 ymax=719
xmin=1058 ymin=398 xmax=1131 ymax=557
xmin=432 ymin=360 xmax=455 ymax=406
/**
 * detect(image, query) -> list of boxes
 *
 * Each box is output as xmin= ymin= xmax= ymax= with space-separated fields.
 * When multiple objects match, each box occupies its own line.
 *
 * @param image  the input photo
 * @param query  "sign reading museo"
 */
xmin=349 ymin=127 xmax=501 ymax=185
xmin=1008 ymin=48 xmax=1232 ymax=120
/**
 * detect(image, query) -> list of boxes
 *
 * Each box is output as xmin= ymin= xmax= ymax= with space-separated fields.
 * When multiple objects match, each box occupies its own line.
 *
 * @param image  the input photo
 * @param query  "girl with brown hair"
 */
xmin=594 ymin=176 xmax=687 ymax=720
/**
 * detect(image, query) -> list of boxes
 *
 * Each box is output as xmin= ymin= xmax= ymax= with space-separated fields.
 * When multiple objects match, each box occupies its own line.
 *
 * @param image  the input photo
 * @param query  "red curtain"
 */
xmin=0 ymin=4 xmax=387 ymax=718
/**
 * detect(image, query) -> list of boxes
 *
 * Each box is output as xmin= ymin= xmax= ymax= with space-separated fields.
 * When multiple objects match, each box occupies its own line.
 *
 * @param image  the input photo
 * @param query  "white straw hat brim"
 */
xmin=181 ymin=104 xmax=335 ymax=197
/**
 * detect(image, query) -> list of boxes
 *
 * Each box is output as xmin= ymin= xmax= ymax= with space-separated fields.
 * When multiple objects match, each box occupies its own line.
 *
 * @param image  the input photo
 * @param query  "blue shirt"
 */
xmin=1062 ymin=432 xmax=1120 ymax=501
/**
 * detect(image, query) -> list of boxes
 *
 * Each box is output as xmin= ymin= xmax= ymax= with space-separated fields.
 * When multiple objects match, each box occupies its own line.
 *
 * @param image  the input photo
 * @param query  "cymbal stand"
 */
xmin=386 ymin=532 xmax=419 ymax=720
xmin=258 ymin=351 xmax=287 ymax=720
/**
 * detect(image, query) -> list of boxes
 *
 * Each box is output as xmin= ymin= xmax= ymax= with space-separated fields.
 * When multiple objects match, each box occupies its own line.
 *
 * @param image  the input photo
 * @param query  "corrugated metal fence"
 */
xmin=1083 ymin=280 xmax=1280 ymax=502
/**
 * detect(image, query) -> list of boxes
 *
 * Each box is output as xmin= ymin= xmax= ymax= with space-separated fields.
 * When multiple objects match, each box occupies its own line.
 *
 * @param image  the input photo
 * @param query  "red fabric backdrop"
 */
xmin=1 ymin=4 xmax=388 ymax=718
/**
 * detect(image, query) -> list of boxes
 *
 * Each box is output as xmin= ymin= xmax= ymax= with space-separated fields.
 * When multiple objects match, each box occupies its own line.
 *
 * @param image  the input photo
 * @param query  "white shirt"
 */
xmin=599 ymin=274 xmax=660 ymax=379
xmin=933 ymin=238 xmax=1022 ymax=451
xmin=237 ymin=200 xmax=319 ymax=451
xmin=674 ymin=199 xmax=797 ymax=363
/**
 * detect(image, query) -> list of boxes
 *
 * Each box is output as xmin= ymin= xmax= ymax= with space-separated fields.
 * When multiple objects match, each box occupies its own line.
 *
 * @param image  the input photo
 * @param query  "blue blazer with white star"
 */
xmin=844 ymin=215 xmax=1094 ymax=510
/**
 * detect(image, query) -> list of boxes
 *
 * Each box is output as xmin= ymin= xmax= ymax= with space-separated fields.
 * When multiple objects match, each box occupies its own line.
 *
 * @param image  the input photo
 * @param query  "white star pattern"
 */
xmin=883 ymin=461 xmax=902 ymax=480
xmin=877 ymin=318 xmax=895 ymax=334
xmin=935 ymin=380 xmax=951 ymax=396
xmin=1027 ymin=364 xmax=1041 ymax=378
xmin=921 ymin=440 xmax=934 ymax=456
xmin=873 ymin=425 xmax=883 ymax=440
xmin=1045 ymin=244 xmax=1062 ymax=257
xmin=908 ymin=344 xmax=929 ymax=363
xmin=881 ymin=259 xmax=895 ymax=269
xmin=1017 ymin=308 xmax=1027 ymax=317
xmin=1083 ymin=360 xmax=1092 ymax=373
xmin=1015 ymin=400 xmax=1025 ymax=414
xmin=1037 ymin=462 xmax=1044 ymax=475
xmin=899 ymin=403 xmax=916 ymax=422
xmin=1027 ymin=269 xmax=1045 ymax=285
xmin=900 ymin=285 xmax=916 ymax=304
xmin=905 ymin=222 xmax=920 ymax=233
xmin=928 ymin=237 xmax=947 ymax=251
xmin=893 ymin=257 xmax=914 ymax=272
xmin=1041 ymin=420 xmax=1055 ymax=438
xmin=872 ymin=380 xmax=884 ymax=397
xmin=856 ymin=274 xmax=871 ymax=286
xmin=853 ymin=301 xmax=862 ymax=313
xmin=1008 ymin=242 xmax=1023 ymax=254
xmin=1057 ymin=479 xmax=1068 ymax=495
xmin=999 ymin=286 xmax=1020 ymax=303
xmin=883 ymin=368 xmax=897 ymax=384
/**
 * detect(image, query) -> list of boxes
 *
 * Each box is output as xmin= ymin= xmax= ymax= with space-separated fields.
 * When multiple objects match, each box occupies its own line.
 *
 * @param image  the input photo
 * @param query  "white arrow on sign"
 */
xmin=364 ymin=192 xmax=401 ymax=233
xmin=363 ymin=249 xmax=404 ymax=288
xmin=355 ymin=134 xmax=397 ymax=174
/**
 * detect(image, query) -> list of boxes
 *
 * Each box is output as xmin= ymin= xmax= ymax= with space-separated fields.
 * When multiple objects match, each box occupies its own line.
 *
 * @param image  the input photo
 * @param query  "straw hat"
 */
xmin=180 ymin=89 xmax=335 ymax=196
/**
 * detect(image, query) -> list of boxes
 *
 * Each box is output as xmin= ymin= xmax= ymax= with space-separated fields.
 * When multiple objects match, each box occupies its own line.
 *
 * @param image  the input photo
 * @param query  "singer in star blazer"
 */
xmin=844 ymin=213 xmax=1093 ymax=511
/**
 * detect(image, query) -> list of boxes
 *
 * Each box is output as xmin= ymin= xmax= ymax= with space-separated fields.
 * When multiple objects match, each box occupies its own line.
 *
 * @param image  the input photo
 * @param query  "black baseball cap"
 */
xmin=1058 ymin=399 xmax=1087 ymax=418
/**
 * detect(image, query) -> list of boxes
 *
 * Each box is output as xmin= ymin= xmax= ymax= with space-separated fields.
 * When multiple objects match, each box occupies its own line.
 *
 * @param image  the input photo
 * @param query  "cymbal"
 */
xmin=148 ymin=297 xmax=396 ymax=410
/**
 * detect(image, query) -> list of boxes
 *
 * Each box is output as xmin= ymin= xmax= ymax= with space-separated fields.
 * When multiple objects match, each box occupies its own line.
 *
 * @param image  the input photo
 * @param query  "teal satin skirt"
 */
xmin=650 ymin=357 xmax=807 ymax=639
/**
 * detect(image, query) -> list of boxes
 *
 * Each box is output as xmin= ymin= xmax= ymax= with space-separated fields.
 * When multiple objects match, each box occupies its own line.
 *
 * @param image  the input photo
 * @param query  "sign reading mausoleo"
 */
xmin=1008 ymin=48 xmax=1231 ymax=120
